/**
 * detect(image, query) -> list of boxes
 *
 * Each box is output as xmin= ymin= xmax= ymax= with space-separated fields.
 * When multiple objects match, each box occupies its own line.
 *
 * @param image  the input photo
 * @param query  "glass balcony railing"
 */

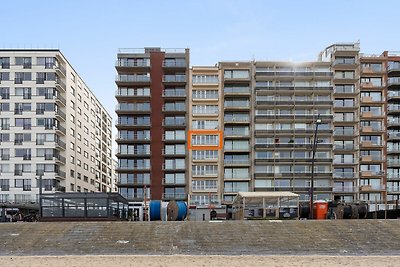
xmin=333 ymin=172 xmax=357 ymax=179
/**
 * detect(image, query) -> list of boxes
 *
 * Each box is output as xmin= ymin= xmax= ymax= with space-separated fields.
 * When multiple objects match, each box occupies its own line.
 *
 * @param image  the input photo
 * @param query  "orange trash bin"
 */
xmin=313 ymin=200 xmax=328 ymax=220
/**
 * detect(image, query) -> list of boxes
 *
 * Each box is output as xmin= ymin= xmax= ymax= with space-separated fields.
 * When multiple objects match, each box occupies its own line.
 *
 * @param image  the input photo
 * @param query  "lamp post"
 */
xmin=36 ymin=174 xmax=43 ymax=218
xmin=309 ymin=115 xmax=322 ymax=220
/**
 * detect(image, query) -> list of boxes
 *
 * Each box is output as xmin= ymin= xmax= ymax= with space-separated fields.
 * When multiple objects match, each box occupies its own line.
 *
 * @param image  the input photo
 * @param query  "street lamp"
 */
xmin=36 ymin=174 xmax=43 ymax=218
xmin=309 ymin=115 xmax=322 ymax=220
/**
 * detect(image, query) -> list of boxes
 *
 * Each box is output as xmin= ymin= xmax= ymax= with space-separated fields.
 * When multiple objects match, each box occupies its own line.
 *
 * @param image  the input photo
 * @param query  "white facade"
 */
xmin=0 ymin=49 xmax=113 ymax=204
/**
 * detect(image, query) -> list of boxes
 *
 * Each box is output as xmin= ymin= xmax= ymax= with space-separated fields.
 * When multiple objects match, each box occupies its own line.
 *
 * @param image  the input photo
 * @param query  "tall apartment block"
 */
xmin=188 ymin=66 xmax=223 ymax=207
xmin=253 ymin=60 xmax=333 ymax=202
xmin=115 ymin=48 xmax=190 ymax=203
xmin=116 ymin=43 xmax=400 ymax=213
xmin=0 ymin=49 xmax=114 ymax=205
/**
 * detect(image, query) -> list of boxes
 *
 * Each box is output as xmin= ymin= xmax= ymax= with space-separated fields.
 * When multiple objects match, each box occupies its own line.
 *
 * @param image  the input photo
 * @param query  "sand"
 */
xmin=1 ymin=255 xmax=400 ymax=267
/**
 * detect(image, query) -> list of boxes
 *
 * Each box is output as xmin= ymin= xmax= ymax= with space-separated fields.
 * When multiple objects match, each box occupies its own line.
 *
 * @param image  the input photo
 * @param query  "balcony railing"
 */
xmin=333 ymin=172 xmax=357 ymax=179
xmin=116 ymin=60 xmax=150 ymax=67
xmin=162 ymin=193 xmax=186 ymax=200
xmin=163 ymin=75 xmax=186 ymax=83
xmin=333 ymin=186 xmax=358 ymax=193
xmin=333 ymin=158 xmax=357 ymax=164
xmin=116 ymin=75 xmax=151 ymax=83
xmin=162 ymin=89 xmax=186 ymax=97
xmin=163 ymin=177 xmax=186 ymax=185
xmin=333 ymin=129 xmax=355 ymax=136
xmin=387 ymin=174 xmax=400 ymax=180
xmin=162 ymin=60 xmax=186 ymax=68
xmin=224 ymin=159 xmax=249 ymax=165
xmin=388 ymin=78 xmax=400 ymax=86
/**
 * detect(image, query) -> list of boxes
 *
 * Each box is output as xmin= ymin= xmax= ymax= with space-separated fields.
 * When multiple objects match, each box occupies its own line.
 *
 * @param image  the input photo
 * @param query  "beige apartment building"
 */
xmin=0 ymin=49 xmax=113 ymax=205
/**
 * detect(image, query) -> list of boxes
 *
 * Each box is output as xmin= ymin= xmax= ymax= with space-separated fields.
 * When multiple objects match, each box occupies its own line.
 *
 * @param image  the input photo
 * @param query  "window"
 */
xmin=70 ymin=142 xmax=75 ymax=150
xmin=15 ymin=87 xmax=32 ymax=99
xmin=15 ymin=57 xmax=32 ymax=68
xmin=36 ymin=72 xmax=56 ymax=83
xmin=224 ymin=70 xmax=249 ymax=79
xmin=37 ymin=57 xmax=55 ymax=68
xmin=0 ymin=72 xmax=10 ymax=81
xmin=14 ymin=72 xmax=32 ymax=84
xmin=0 ymin=57 xmax=10 ymax=68
xmin=70 ymin=100 xmax=75 ymax=109
xmin=0 ymin=87 xmax=10 ymax=99
xmin=71 ymin=87 xmax=75 ymax=96
xmin=15 ymin=179 xmax=31 ymax=191
xmin=70 ymin=128 xmax=75 ymax=137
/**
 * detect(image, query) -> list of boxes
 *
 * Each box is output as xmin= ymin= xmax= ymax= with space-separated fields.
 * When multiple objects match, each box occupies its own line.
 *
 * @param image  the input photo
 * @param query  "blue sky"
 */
xmin=3 ymin=0 xmax=400 ymax=127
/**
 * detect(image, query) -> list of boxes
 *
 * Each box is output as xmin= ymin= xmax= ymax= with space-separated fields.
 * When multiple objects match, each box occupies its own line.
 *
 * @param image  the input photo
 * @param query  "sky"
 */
xmin=3 ymin=0 xmax=400 ymax=139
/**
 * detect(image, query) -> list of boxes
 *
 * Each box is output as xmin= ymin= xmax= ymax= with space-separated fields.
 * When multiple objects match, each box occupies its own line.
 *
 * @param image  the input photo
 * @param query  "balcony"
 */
xmin=56 ymin=170 xmax=66 ymax=179
xmin=162 ymin=60 xmax=186 ymax=69
xmin=116 ymin=149 xmax=150 ymax=157
xmin=359 ymin=185 xmax=385 ymax=192
xmin=388 ymin=91 xmax=400 ymax=100
xmin=388 ymin=105 xmax=400 ymax=114
xmin=55 ymin=64 xmax=66 ymax=77
xmin=387 ymin=187 xmax=400 ymax=193
xmin=55 ymin=125 xmax=66 ymax=135
xmin=361 ymin=126 xmax=382 ymax=133
xmin=334 ymin=85 xmax=357 ymax=95
xmin=116 ymin=120 xmax=151 ymax=128
xmin=333 ymin=186 xmax=358 ymax=193
xmin=333 ymin=58 xmax=356 ymax=66
xmin=360 ymin=141 xmax=382 ymax=148
xmin=387 ymin=174 xmax=400 ymax=181
xmin=116 ymin=75 xmax=151 ymax=84
xmin=163 ymin=118 xmax=186 ymax=128
xmin=117 ymin=134 xmax=150 ymax=143
xmin=333 ymin=129 xmax=355 ymax=136
xmin=333 ymin=144 xmax=357 ymax=151
xmin=388 ymin=62 xmax=400 ymax=75
xmin=162 ymin=75 xmax=186 ymax=84
xmin=224 ymin=159 xmax=250 ymax=166
xmin=56 ymin=140 xmax=66 ymax=150
xmin=56 ymin=78 xmax=66 ymax=92
xmin=360 ymin=171 xmax=384 ymax=177
xmin=224 ymin=101 xmax=250 ymax=110
xmin=55 ymin=109 xmax=66 ymax=121
xmin=162 ymin=103 xmax=186 ymax=113
xmin=162 ymin=164 xmax=186 ymax=171
xmin=388 ymin=132 xmax=400 ymax=140
xmin=387 ymin=159 xmax=400 ymax=166
xmin=115 ymin=59 xmax=150 ymax=70
xmin=388 ymin=147 xmax=400 ymax=154
xmin=162 ymin=89 xmax=186 ymax=98
xmin=388 ymin=78 xmax=400 ymax=87
xmin=333 ymin=158 xmax=358 ymax=165
xmin=115 ymin=103 xmax=151 ymax=114
xmin=162 ymin=177 xmax=186 ymax=186
xmin=162 ymin=193 xmax=186 ymax=200
xmin=224 ymin=116 xmax=250 ymax=124
xmin=55 ymin=94 xmax=66 ymax=106
xmin=224 ymin=86 xmax=250 ymax=95
xmin=162 ymin=149 xmax=185 ymax=157
xmin=333 ymin=172 xmax=357 ymax=179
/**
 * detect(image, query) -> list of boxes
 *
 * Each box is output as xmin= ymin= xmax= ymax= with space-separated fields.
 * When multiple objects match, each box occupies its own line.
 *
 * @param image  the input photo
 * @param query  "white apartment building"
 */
xmin=0 ymin=49 xmax=113 ymax=204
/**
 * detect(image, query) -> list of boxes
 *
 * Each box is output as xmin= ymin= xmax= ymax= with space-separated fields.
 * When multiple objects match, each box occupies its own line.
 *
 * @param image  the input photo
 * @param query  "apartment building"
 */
xmin=384 ymin=51 xmax=400 ymax=202
xmin=188 ymin=66 xmax=223 ymax=208
xmin=0 ymin=49 xmax=113 ymax=205
xmin=116 ymin=43 xmax=400 ymax=212
xmin=115 ymin=48 xmax=190 ymax=203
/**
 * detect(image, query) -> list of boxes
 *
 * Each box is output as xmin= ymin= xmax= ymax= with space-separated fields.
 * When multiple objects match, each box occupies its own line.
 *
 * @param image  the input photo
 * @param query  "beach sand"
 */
xmin=1 ymin=255 xmax=400 ymax=267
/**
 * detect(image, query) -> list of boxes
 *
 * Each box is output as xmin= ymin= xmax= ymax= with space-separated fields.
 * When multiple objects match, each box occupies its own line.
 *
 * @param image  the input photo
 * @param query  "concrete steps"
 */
xmin=0 ymin=220 xmax=399 ymax=256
